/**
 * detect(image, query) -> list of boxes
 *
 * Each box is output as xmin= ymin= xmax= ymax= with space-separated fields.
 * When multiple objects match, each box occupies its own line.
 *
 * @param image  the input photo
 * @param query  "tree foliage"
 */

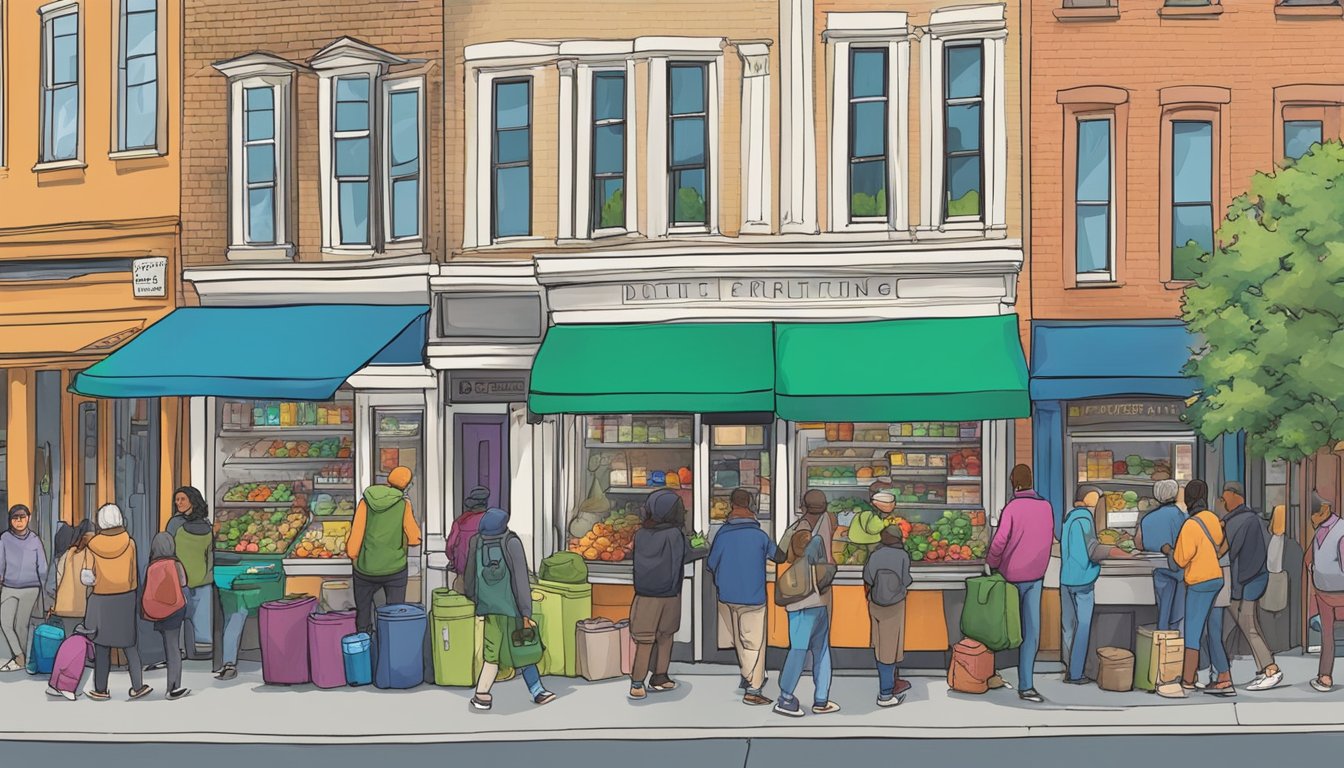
xmin=1182 ymin=140 xmax=1344 ymax=461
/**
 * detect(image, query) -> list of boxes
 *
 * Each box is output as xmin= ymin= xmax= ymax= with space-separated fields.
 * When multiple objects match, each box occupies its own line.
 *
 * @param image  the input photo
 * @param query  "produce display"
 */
xmin=827 ymin=497 xmax=875 ymax=519
xmin=1099 ymin=528 xmax=1136 ymax=553
xmin=239 ymin=437 xmax=352 ymax=460
xmin=569 ymin=506 xmax=642 ymax=561
xmin=833 ymin=515 xmax=913 ymax=565
xmin=222 ymin=481 xmax=303 ymax=504
xmin=906 ymin=510 xmax=988 ymax=563
xmin=1082 ymin=450 xmax=1172 ymax=482
xmin=314 ymin=463 xmax=354 ymax=487
xmin=294 ymin=520 xmax=352 ymax=559
xmin=215 ymin=508 xmax=309 ymax=554
xmin=711 ymin=497 xmax=732 ymax=521
xmin=310 ymin=493 xmax=356 ymax=517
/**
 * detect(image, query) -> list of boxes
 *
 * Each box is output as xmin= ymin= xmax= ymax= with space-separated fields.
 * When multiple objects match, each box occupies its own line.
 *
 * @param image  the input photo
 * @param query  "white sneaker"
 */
xmin=0 ymin=659 xmax=20 ymax=672
xmin=1246 ymin=670 xmax=1284 ymax=692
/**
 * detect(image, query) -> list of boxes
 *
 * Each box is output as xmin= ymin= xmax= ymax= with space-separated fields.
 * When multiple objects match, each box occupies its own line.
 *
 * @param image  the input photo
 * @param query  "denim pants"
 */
xmin=1152 ymin=568 xmax=1185 ymax=632
xmin=184 ymin=585 xmax=213 ymax=647
xmin=1012 ymin=580 xmax=1043 ymax=691
xmin=1061 ymin=582 xmax=1096 ymax=680
xmin=779 ymin=607 xmax=832 ymax=705
xmin=220 ymin=603 xmax=249 ymax=666
xmin=1185 ymin=578 xmax=1229 ymax=674
xmin=876 ymin=661 xmax=898 ymax=697
xmin=519 ymin=664 xmax=545 ymax=697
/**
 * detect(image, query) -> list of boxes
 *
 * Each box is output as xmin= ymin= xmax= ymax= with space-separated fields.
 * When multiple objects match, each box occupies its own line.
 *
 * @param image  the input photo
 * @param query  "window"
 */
xmin=591 ymin=71 xmax=627 ymax=232
xmin=386 ymin=82 xmax=422 ymax=241
xmin=242 ymin=85 xmax=278 ymax=244
xmin=492 ymin=78 xmax=532 ymax=239
xmin=216 ymin=52 xmax=296 ymax=258
xmin=116 ymin=0 xmax=157 ymax=152
xmin=943 ymin=44 xmax=983 ymax=221
xmin=1075 ymin=118 xmax=1113 ymax=280
xmin=333 ymin=76 xmax=372 ymax=246
xmin=40 ymin=5 xmax=79 ymax=164
xmin=848 ymin=48 xmax=888 ymax=222
xmin=1171 ymin=120 xmax=1214 ymax=282
xmin=1285 ymin=119 xmax=1323 ymax=160
xmin=668 ymin=63 xmax=709 ymax=227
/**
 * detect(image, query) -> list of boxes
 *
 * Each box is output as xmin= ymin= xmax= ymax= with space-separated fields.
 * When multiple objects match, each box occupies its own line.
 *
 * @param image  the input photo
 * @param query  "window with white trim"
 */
xmin=943 ymin=43 xmax=983 ymax=221
xmin=668 ymin=62 xmax=709 ymax=227
xmin=332 ymin=75 xmax=372 ymax=246
xmin=242 ymin=84 xmax=279 ymax=245
xmin=847 ymin=48 xmax=888 ymax=223
xmin=591 ymin=70 xmax=627 ymax=232
xmin=1074 ymin=117 xmax=1114 ymax=281
xmin=492 ymin=77 xmax=532 ymax=239
xmin=116 ymin=0 xmax=158 ymax=153
xmin=40 ymin=3 xmax=80 ymax=164
xmin=215 ymin=53 xmax=296 ymax=258
xmin=385 ymin=80 xmax=422 ymax=241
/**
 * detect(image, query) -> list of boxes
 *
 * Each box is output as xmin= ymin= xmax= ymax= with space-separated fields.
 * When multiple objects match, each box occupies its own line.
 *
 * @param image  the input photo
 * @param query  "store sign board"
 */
xmin=131 ymin=257 xmax=168 ymax=298
xmin=448 ymin=372 xmax=531 ymax=403
xmin=620 ymin=277 xmax=902 ymax=306
xmin=1067 ymin=398 xmax=1187 ymax=426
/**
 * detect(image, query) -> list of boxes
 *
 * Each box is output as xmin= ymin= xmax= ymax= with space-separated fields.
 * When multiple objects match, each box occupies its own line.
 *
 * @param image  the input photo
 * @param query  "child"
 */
xmin=145 ymin=533 xmax=190 ymax=700
xmin=45 ymin=522 xmax=90 ymax=637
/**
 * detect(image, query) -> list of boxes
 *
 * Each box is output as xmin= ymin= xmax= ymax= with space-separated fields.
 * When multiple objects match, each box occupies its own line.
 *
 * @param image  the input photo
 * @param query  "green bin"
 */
xmin=532 ymin=578 xmax=592 ymax=677
xmin=430 ymin=588 xmax=480 ymax=686
xmin=220 ymin=572 xmax=284 ymax=617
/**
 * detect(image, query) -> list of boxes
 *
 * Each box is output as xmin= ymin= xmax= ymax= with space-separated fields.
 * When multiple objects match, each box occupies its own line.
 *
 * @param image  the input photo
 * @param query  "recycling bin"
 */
xmin=430 ymin=589 xmax=479 ymax=686
xmin=374 ymin=604 xmax=427 ymax=689
xmin=532 ymin=579 xmax=592 ymax=677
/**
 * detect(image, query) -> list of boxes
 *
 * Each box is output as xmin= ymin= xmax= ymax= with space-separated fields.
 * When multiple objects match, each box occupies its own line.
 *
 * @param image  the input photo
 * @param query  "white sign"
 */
xmin=132 ymin=257 xmax=167 ymax=298
xmin=620 ymin=277 xmax=900 ymax=306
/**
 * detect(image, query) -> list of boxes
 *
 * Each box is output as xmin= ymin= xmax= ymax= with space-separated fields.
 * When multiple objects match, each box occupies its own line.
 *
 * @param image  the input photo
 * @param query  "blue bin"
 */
xmin=374 ymin=604 xmax=426 ymax=690
xmin=342 ymin=632 xmax=373 ymax=686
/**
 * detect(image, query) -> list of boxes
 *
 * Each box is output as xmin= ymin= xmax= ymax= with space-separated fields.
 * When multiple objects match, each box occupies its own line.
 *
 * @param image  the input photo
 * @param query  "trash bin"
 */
xmin=532 ymin=578 xmax=592 ymax=677
xmin=374 ymin=604 xmax=427 ymax=689
xmin=259 ymin=596 xmax=317 ymax=685
xmin=430 ymin=589 xmax=478 ymax=686
xmin=342 ymin=632 xmax=373 ymax=686
xmin=308 ymin=610 xmax=356 ymax=689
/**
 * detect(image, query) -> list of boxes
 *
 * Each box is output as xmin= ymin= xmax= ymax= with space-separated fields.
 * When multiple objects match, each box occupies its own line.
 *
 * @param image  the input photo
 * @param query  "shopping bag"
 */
xmin=510 ymin=620 xmax=545 ymax=668
xmin=960 ymin=572 xmax=1021 ymax=651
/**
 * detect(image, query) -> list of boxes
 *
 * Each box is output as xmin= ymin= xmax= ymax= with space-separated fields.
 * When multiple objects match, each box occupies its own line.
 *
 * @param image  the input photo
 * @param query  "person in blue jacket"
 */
xmin=1060 ymin=486 xmax=1131 ymax=684
xmin=707 ymin=489 xmax=774 ymax=706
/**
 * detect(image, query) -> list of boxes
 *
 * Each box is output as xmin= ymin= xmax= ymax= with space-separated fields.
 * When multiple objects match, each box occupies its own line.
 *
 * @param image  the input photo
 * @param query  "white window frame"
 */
xmin=919 ymin=4 xmax=1007 ymax=236
xmin=36 ymin=0 xmax=83 ymax=170
xmin=824 ymin=12 xmax=910 ymax=234
xmin=215 ymin=53 xmax=296 ymax=261
xmin=570 ymin=59 xmax=638 ymax=239
xmin=1074 ymin=114 xmax=1116 ymax=284
xmin=642 ymin=38 xmax=723 ymax=238
xmin=382 ymin=76 xmax=426 ymax=248
xmin=110 ymin=0 xmax=167 ymax=158
xmin=468 ymin=61 xmax=548 ymax=249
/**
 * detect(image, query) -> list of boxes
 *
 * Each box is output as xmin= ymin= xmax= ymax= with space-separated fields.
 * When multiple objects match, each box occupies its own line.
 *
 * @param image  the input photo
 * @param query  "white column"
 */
xmin=780 ymin=0 xmax=817 ymax=234
xmin=989 ymin=34 xmax=1008 ymax=233
xmin=646 ymin=57 xmax=670 ymax=237
xmin=738 ymin=42 xmax=772 ymax=234
xmin=557 ymin=60 xmax=578 ymax=240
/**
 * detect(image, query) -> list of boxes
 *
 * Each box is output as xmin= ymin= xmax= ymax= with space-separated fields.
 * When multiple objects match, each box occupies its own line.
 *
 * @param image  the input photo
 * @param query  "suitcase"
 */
xmin=960 ymin=573 xmax=1022 ymax=652
xmin=374 ymin=604 xmax=426 ymax=690
xmin=48 ymin=634 xmax=93 ymax=698
xmin=259 ymin=596 xmax=317 ymax=685
xmin=430 ymin=589 xmax=478 ymax=687
xmin=341 ymin=632 xmax=373 ymax=686
xmin=1097 ymin=646 xmax=1135 ymax=692
xmin=1134 ymin=626 xmax=1183 ymax=692
xmin=575 ymin=618 xmax=624 ymax=681
xmin=615 ymin=618 xmax=634 ymax=675
xmin=307 ymin=610 xmax=356 ymax=689
xmin=27 ymin=619 xmax=66 ymax=676
xmin=948 ymin=637 xmax=994 ymax=694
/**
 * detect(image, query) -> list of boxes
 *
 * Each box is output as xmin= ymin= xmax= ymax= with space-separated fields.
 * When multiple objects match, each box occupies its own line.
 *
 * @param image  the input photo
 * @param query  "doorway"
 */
xmin=33 ymin=371 xmax=62 ymax=556
xmin=454 ymin=413 xmax=509 ymax=514
xmin=115 ymin=399 xmax=160 ymax=665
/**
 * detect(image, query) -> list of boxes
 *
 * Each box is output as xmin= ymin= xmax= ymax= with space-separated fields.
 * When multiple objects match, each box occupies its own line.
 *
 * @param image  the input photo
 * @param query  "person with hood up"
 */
xmin=78 ymin=503 xmax=151 ymax=701
xmin=446 ymin=486 xmax=491 ymax=592
xmin=146 ymin=533 xmax=190 ymax=700
xmin=0 ymin=504 xmax=48 ymax=671
xmin=864 ymin=525 xmax=912 ymax=706
xmin=346 ymin=466 xmax=423 ymax=633
xmin=45 ymin=521 xmax=91 ymax=637
xmin=463 ymin=506 xmax=556 ymax=710
xmin=163 ymin=487 xmax=213 ymax=663
xmin=774 ymin=529 xmax=840 ymax=717
xmin=628 ymin=488 xmax=707 ymax=701
xmin=706 ymin=489 xmax=774 ymax=706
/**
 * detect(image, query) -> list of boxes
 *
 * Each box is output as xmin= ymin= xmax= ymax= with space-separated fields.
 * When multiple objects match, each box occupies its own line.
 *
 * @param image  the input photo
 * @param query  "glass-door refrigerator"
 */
xmin=372 ymin=407 xmax=425 ymax=603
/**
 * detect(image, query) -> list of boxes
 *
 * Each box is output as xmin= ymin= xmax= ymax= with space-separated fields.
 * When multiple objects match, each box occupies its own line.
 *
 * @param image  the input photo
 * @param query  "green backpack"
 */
xmin=538 ymin=551 xmax=588 ymax=584
xmin=960 ymin=572 xmax=1023 ymax=652
xmin=474 ymin=534 xmax=522 ymax=617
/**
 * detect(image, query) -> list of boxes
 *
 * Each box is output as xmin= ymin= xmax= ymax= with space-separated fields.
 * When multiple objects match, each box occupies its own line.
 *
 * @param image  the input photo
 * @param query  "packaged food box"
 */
xmin=746 ymin=426 xmax=765 ymax=446
xmin=715 ymin=426 xmax=748 ymax=446
xmin=631 ymin=467 xmax=648 ymax=487
xmin=929 ymin=454 xmax=947 ymax=468
xmin=648 ymin=425 xmax=665 ymax=443
xmin=907 ymin=453 xmax=927 ymax=467
xmin=889 ymin=452 xmax=906 ymax=466
xmin=603 ymin=423 xmax=618 ymax=443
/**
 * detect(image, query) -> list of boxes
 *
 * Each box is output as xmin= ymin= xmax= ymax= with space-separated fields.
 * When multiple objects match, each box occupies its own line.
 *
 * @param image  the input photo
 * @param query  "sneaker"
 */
xmin=129 ymin=685 xmax=153 ymax=700
xmin=649 ymin=678 xmax=678 ymax=692
xmin=877 ymin=693 xmax=906 ymax=708
xmin=1063 ymin=677 xmax=1094 ymax=686
xmin=1018 ymin=688 xmax=1045 ymax=703
xmin=144 ymin=661 xmax=168 ymax=672
xmin=0 ymin=659 xmax=20 ymax=673
xmin=45 ymin=686 xmax=68 ymax=699
xmin=812 ymin=701 xmax=841 ymax=715
xmin=1156 ymin=682 xmax=1188 ymax=699
xmin=86 ymin=690 xmax=110 ymax=701
xmin=469 ymin=695 xmax=493 ymax=711
xmin=533 ymin=691 xmax=557 ymax=705
xmin=1202 ymin=682 xmax=1236 ymax=698
xmin=892 ymin=679 xmax=912 ymax=697
xmin=1246 ymin=670 xmax=1284 ymax=692
xmin=628 ymin=683 xmax=647 ymax=701
xmin=215 ymin=664 xmax=237 ymax=681
xmin=167 ymin=688 xmax=191 ymax=701
xmin=738 ymin=676 xmax=749 ymax=691
xmin=773 ymin=697 xmax=805 ymax=718
xmin=743 ymin=692 xmax=773 ymax=706
xmin=1311 ymin=677 xmax=1334 ymax=693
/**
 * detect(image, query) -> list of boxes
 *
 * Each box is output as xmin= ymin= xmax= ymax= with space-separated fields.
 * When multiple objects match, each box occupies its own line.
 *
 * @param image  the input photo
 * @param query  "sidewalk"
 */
xmin=2 ymin=651 xmax=1341 ymax=744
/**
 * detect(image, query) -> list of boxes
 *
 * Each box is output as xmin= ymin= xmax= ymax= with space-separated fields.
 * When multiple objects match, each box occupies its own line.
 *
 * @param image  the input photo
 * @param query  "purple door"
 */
xmin=456 ymin=414 xmax=508 ymax=514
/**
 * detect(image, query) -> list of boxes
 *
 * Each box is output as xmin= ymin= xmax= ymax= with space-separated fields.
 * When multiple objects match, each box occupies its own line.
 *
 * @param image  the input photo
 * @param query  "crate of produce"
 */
xmin=215 ymin=507 xmax=311 ymax=556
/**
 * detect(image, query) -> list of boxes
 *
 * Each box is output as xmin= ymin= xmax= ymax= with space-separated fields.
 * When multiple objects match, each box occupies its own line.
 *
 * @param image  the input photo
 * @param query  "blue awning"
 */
xmin=71 ymin=305 xmax=428 ymax=400
xmin=1030 ymin=321 xmax=1199 ymax=401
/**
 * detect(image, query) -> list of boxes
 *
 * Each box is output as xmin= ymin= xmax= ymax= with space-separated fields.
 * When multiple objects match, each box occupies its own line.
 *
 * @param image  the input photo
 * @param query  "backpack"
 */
xmin=948 ymin=638 xmax=993 ymax=694
xmin=870 ymin=569 xmax=905 ymax=607
xmin=473 ymin=533 xmax=522 ymax=617
xmin=775 ymin=559 xmax=816 ymax=607
xmin=141 ymin=559 xmax=186 ymax=621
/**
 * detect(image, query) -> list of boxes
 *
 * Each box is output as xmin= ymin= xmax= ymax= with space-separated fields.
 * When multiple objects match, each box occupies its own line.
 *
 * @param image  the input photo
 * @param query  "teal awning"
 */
xmin=774 ymin=315 xmax=1029 ymax=422
xmin=70 ymin=305 xmax=428 ymax=400
xmin=529 ymin=323 xmax=776 ymax=414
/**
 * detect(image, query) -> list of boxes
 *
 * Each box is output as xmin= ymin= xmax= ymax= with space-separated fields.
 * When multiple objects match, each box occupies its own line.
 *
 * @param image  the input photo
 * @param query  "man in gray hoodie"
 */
xmin=628 ymin=489 xmax=707 ymax=700
xmin=0 ymin=505 xmax=48 ymax=671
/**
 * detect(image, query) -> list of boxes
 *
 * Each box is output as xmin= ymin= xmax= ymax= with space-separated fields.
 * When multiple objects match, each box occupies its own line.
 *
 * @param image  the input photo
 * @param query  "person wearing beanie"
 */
xmin=346 ymin=466 xmax=422 ymax=633
xmin=706 ymin=489 xmax=774 ymax=706
xmin=446 ymin=486 xmax=493 ymax=593
xmin=1138 ymin=479 xmax=1187 ymax=631
xmin=864 ymin=525 xmax=912 ymax=707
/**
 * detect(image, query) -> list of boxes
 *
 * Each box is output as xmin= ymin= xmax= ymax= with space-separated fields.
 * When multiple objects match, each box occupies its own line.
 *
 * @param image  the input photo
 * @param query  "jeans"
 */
xmin=877 ymin=661 xmax=898 ymax=697
xmin=520 ymin=664 xmax=545 ymax=697
xmin=184 ymin=586 xmax=213 ymax=648
xmin=779 ymin=607 xmax=832 ymax=705
xmin=1012 ymin=579 xmax=1043 ymax=692
xmin=1186 ymin=579 xmax=1229 ymax=674
xmin=1061 ymin=582 xmax=1096 ymax=680
xmin=220 ymin=603 xmax=249 ymax=666
xmin=353 ymin=568 xmax=409 ymax=634
xmin=1152 ymin=568 xmax=1185 ymax=631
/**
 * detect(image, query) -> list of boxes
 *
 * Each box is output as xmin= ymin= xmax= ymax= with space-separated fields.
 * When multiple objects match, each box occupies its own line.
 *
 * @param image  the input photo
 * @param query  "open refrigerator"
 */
xmin=1067 ymin=431 xmax=1196 ymax=532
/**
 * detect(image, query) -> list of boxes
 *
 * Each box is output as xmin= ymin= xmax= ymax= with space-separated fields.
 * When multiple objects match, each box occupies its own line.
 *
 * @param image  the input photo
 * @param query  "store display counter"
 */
xmin=1045 ymin=551 xmax=1163 ymax=677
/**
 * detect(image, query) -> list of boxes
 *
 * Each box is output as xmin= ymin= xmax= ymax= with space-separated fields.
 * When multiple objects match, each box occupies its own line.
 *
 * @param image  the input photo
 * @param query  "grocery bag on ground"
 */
xmin=1097 ymin=647 xmax=1135 ymax=692
xmin=1134 ymin=626 xmax=1182 ymax=692
xmin=575 ymin=618 xmax=623 ymax=681
xmin=960 ymin=572 xmax=1021 ymax=651
xmin=948 ymin=638 xmax=993 ymax=694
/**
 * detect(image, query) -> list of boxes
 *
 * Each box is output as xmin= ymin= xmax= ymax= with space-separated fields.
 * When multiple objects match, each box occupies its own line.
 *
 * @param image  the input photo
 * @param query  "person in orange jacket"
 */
xmin=346 ymin=466 xmax=422 ymax=633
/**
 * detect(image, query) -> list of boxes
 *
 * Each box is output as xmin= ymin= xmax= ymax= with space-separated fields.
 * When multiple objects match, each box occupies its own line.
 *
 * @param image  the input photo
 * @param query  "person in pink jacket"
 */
xmin=446 ymin=486 xmax=491 ymax=593
xmin=986 ymin=464 xmax=1054 ymax=704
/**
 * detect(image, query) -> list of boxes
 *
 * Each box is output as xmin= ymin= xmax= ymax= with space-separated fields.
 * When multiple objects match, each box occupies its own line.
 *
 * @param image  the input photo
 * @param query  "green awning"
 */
xmin=529 ymin=323 xmax=775 ymax=414
xmin=774 ymin=314 xmax=1029 ymax=422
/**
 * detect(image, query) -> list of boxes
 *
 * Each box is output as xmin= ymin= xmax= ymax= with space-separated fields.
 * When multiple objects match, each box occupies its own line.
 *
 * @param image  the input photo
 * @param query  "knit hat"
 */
xmin=388 ymin=466 xmax=413 ymax=490
xmin=464 ymin=486 xmax=491 ymax=511
xmin=872 ymin=491 xmax=896 ymax=505
xmin=646 ymin=489 xmax=684 ymax=524
xmin=802 ymin=489 xmax=828 ymax=513
xmin=479 ymin=507 xmax=510 ymax=536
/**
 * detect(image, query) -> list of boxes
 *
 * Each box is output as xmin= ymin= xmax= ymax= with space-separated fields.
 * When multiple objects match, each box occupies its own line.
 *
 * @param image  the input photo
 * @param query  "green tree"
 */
xmin=1182 ymin=140 xmax=1344 ymax=461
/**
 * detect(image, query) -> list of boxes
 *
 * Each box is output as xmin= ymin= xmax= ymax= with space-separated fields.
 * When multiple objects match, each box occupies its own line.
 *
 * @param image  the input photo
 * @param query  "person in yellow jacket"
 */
xmin=1166 ymin=479 xmax=1233 ymax=698
xmin=346 ymin=466 xmax=422 ymax=633
xmin=77 ymin=503 xmax=151 ymax=701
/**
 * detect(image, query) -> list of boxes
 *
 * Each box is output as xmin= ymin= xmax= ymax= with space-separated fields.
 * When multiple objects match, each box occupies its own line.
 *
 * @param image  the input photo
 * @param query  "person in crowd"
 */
xmin=864 ymin=525 xmax=912 ymax=706
xmin=775 ymin=490 xmax=836 ymax=565
xmin=1060 ymin=486 xmax=1132 ymax=684
xmin=628 ymin=489 xmax=707 ymax=701
xmin=1220 ymin=482 xmax=1282 ymax=691
xmin=0 ymin=504 xmax=48 ymax=671
xmin=1165 ymin=479 xmax=1233 ymax=698
xmin=1136 ymin=479 xmax=1187 ymax=631
xmin=446 ymin=486 xmax=492 ymax=593
xmin=145 ymin=533 xmax=190 ymax=700
xmin=346 ymin=466 xmax=422 ymax=634
xmin=463 ymin=506 xmax=555 ymax=710
xmin=849 ymin=491 xmax=894 ymax=557
xmin=986 ymin=464 xmax=1053 ymax=703
xmin=774 ymin=529 xmax=839 ymax=717
xmin=45 ymin=521 xmax=90 ymax=637
xmin=163 ymin=486 xmax=213 ymax=663
xmin=78 ymin=503 xmax=151 ymax=701
xmin=1309 ymin=492 xmax=1344 ymax=692
xmin=706 ymin=489 xmax=773 ymax=706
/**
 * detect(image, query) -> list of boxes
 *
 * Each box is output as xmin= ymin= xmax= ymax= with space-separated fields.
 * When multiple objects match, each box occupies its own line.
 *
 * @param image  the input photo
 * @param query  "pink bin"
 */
xmin=259 ymin=597 xmax=317 ymax=685
xmin=308 ymin=610 xmax=356 ymax=689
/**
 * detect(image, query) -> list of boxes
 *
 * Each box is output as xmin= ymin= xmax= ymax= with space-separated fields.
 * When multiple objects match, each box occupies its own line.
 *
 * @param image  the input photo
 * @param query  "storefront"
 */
xmin=529 ymin=247 xmax=1028 ymax=667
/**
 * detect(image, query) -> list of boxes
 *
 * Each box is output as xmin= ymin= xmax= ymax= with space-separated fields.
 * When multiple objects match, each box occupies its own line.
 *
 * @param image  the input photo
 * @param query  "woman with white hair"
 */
xmin=1137 ymin=479 xmax=1187 ymax=631
xmin=76 ymin=504 xmax=151 ymax=700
